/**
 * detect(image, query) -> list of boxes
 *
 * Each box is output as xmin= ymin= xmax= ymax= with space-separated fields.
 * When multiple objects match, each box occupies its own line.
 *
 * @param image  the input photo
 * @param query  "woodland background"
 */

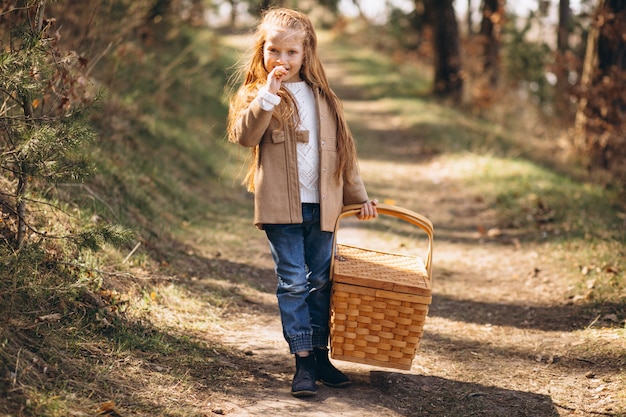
xmin=0 ymin=0 xmax=624 ymax=416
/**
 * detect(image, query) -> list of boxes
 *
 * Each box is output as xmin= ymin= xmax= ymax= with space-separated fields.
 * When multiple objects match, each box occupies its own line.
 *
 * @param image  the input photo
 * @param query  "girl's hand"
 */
xmin=267 ymin=66 xmax=287 ymax=94
xmin=357 ymin=199 xmax=378 ymax=220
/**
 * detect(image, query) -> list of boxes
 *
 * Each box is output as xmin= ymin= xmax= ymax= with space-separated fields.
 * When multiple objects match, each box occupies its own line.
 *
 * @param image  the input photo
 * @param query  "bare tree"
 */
xmin=479 ymin=0 xmax=504 ymax=88
xmin=423 ymin=0 xmax=463 ymax=98
xmin=557 ymin=0 xmax=571 ymax=53
xmin=228 ymin=0 xmax=238 ymax=27
xmin=574 ymin=0 xmax=626 ymax=180
xmin=554 ymin=0 xmax=573 ymax=118
xmin=467 ymin=0 xmax=474 ymax=35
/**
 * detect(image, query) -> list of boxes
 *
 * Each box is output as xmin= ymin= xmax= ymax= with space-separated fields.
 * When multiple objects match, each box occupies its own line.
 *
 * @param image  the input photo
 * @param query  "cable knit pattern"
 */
xmin=285 ymin=82 xmax=320 ymax=203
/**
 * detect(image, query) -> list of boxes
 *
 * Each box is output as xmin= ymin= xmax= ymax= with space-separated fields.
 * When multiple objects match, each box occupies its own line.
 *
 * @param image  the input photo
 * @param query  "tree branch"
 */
xmin=56 ymin=183 xmax=120 ymax=220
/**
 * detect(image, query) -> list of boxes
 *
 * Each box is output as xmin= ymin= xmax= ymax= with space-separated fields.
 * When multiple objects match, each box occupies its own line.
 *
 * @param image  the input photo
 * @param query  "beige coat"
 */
xmin=232 ymin=87 xmax=369 ymax=232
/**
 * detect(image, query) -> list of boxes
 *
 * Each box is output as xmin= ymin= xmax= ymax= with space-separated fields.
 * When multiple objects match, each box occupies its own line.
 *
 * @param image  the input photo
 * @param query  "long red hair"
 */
xmin=227 ymin=8 xmax=358 ymax=191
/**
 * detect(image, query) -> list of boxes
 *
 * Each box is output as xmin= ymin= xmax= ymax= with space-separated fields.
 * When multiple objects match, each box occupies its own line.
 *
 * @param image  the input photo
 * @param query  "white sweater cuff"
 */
xmin=258 ymin=86 xmax=281 ymax=111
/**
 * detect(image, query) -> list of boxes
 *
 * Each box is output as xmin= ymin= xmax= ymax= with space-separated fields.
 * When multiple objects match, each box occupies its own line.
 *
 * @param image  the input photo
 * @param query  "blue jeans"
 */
xmin=264 ymin=204 xmax=334 ymax=354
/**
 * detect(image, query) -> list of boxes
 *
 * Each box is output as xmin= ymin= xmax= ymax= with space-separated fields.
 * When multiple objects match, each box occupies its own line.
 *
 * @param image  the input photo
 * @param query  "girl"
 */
xmin=227 ymin=7 xmax=377 ymax=397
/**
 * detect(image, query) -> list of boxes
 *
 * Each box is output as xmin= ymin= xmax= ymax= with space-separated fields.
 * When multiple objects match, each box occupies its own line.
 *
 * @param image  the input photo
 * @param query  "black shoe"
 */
xmin=314 ymin=348 xmax=351 ymax=388
xmin=291 ymin=354 xmax=317 ymax=397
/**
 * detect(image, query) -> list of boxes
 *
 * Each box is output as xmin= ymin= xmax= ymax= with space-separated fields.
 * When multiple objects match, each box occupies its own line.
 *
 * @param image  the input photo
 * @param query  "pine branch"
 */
xmin=56 ymin=183 xmax=120 ymax=220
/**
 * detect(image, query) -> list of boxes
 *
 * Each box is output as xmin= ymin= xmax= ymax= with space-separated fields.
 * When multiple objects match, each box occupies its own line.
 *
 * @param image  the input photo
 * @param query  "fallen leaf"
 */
xmin=96 ymin=401 xmax=115 ymax=414
xmin=571 ymin=291 xmax=593 ymax=303
xmin=36 ymin=313 xmax=61 ymax=323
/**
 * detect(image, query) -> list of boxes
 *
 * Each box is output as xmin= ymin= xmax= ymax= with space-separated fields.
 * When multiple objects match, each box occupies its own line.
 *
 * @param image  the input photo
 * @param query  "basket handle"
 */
xmin=332 ymin=203 xmax=433 ymax=280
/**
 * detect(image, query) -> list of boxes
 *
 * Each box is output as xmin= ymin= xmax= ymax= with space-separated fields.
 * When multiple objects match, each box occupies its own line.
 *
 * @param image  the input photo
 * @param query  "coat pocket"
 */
xmin=271 ymin=130 xmax=286 ymax=144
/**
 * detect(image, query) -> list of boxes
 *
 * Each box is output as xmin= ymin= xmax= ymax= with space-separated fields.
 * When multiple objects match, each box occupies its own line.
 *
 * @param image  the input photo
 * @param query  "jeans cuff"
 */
xmin=287 ymin=333 xmax=312 ymax=354
xmin=312 ymin=329 xmax=329 ymax=348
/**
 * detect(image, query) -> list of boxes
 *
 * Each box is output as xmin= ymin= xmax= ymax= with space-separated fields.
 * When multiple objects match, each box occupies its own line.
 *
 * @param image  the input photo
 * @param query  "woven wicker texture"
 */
xmin=329 ymin=204 xmax=433 ymax=370
xmin=333 ymin=244 xmax=430 ymax=295
xmin=330 ymin=282 xmax=430 ymax=370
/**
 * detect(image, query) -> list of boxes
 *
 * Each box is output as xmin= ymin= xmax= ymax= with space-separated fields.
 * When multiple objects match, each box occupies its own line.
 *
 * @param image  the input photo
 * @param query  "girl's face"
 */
xmin=263 ymin=28 xmax=305 ymax=83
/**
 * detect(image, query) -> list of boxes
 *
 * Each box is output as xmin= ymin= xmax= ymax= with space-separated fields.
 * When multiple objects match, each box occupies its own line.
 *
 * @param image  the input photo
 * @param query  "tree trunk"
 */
xmin=573 ymin=5 xmax=598 ymax=151
xmin=574 ymin=0 xmax=626 ymax=179
xmin=467 ymin=0 xmax=473 ymax=35
xmin=15 ymin=1 xmax=45 ymax=249
xmin=554 ymin=0 xmax=572 ymax=119
xmin=228 ymin=0 xmax=237 ymax=28
xmin=424 ymin=0 xmax=463 ymax=99
xmin=557 ymin=0 xmax=570 ymax=52
xmin=16 ymin=169 xmax=28 ymax=250
xmin=17 ymin=91 xmax=34 ymax=251
xmin=479 ymin=0 xmax=503 ymax=88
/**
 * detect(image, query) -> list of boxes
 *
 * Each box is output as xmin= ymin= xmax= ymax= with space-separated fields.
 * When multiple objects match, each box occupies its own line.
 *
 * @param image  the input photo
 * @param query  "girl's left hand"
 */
xmin=357 ymin=199 xmax=378 ymax=220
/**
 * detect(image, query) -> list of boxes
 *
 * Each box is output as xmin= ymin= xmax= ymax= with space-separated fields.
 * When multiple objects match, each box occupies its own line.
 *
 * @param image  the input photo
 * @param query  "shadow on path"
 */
xmin=430 ymin=294 xmax=598 ymax=332
xmin=370 ymin=371 xmax=560 ymax=417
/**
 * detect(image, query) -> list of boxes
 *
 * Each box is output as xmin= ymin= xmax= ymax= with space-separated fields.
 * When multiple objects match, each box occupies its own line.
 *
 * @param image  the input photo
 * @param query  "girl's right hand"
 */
xmin=267 ymin=66 xmax=287 ymax=94
xmin=357 ymin=199 xmax=378 ymax=220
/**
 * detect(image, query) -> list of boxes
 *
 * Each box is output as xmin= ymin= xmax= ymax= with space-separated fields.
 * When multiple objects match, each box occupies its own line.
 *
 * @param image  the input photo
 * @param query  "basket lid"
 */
xmin=333 ymin=244 xmax=431 ymax=296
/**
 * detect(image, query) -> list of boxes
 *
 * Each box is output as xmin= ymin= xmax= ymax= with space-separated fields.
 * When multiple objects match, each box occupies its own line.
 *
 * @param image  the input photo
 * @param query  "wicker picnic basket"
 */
xmin=329 ymin=203 xmax=433 ymax=370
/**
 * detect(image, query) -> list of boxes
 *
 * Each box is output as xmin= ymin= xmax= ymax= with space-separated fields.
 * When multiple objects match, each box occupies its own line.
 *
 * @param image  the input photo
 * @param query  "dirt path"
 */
xmin=180 ymin=35 xmax=625 ymax=417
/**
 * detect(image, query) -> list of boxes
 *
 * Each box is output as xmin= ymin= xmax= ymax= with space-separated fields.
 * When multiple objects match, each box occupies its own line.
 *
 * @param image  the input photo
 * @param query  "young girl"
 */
xmin=227 ymin=7 xmax=377 ymax=397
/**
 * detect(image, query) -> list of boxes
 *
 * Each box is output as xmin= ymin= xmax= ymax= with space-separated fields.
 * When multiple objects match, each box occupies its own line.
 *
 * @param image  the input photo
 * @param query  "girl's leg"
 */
xmin=301 ymin=204 xmax=334 ymax=348
xmin=302 ymin=204 xmax=351 ymax=388
xmin=264 ymin=222 xmax=312 ymax=354
xmin=265 ymin=204 xmax=349 ymax=393
xmin=265 ymin=211 xmax=321 ymax=397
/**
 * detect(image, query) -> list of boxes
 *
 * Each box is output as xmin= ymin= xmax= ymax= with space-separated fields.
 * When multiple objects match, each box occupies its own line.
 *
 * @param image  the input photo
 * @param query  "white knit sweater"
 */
xmin=285 ymin=82 xmax=320 ymax=203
